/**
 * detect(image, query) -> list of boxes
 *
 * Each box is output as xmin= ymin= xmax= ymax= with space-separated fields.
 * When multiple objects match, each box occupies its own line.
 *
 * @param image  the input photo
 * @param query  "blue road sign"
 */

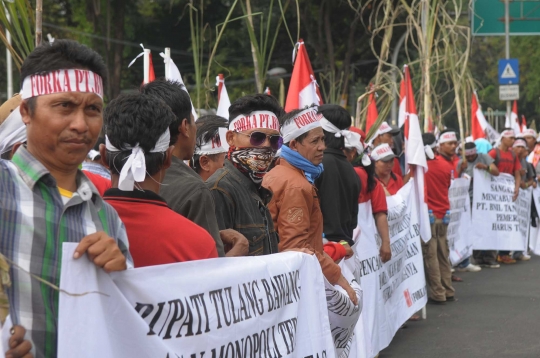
xmin=498 ymin=59 xmax=519 ymax=85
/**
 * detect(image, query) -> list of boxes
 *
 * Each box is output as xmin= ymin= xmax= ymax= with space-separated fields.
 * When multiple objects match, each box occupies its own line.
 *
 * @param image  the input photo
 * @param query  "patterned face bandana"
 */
xmin=228 ymin=146 xmax=277 ymax=185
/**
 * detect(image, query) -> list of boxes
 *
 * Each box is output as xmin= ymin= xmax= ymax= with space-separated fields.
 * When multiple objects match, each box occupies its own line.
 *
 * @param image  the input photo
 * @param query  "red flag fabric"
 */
xmin=471 ymin=92 xmax=485 ymax=140
xmin=217 ymin=74 xmax=224 ymax=102
xmin=264 ymin=87 xmax=272 ymax=95
xmin=285 ymin=40 xmax=323 ymax=112
xmin=365 ymin=89 xmax=378 ymax=133
xmin=520 ymin=114 xmax=527 ymax=132
xmin=148 ymin=52 xmax=155 ymax=82
xmin=398 ymin=65 xmax=417 ymax=140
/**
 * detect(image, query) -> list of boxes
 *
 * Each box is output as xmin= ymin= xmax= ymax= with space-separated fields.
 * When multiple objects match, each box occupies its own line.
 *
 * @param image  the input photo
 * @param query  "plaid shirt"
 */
xmin=0 ymin=146 xmax=132 ymax=357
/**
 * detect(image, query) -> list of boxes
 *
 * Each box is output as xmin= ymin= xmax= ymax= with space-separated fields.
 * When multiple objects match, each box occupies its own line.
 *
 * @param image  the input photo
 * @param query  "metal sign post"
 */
xmin=505 ymin=0 xmax=511 ymax=122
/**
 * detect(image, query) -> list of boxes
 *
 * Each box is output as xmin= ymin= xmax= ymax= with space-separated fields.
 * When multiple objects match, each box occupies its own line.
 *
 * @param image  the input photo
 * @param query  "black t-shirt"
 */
xmin=315 ymin=148 xmax=361 ymax=246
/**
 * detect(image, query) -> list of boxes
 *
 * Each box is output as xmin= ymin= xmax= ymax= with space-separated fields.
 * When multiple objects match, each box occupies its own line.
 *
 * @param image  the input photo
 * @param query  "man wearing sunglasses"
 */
xmin=207 ymin=94 xmax=283 ymax=255
xmin=262 ymin=106 xmax=359 ymax=305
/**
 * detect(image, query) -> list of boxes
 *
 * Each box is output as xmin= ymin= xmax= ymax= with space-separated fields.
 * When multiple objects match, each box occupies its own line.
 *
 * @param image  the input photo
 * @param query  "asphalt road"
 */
xmin=380 ymin=256 xmax=540 ymax=358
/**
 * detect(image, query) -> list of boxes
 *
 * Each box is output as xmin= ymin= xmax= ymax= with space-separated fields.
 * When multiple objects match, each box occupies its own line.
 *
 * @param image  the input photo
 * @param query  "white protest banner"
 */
xmin=348 ymin=180 xmax=427 ymax=358
xmin=471 ymin=169 xmax=531 ymax=250
xmin=58 ymin=244 xmax=335 ymax=358
xmin=324 ymin=246 xmax=363 ymax=358
xmin=447 ymin=177 xmax=473 ymax=266
xmin=529 ymin=187 xmax=540 ymax=255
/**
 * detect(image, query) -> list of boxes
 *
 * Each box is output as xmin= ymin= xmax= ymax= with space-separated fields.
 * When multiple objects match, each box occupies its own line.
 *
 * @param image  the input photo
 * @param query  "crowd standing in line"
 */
xmin=0 ymin=39 xmax=536 ymax=357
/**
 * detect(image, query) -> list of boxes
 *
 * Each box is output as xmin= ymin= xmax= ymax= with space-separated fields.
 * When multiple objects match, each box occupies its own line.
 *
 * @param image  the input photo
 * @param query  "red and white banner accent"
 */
xmin=229 ymin=110 xmax=280 ymax=132
xmin=216 ymin=74 xmax=231 ymax=119
xmin=21 ymin=69 xmax=104 ymax=99
xmin=471 ymin=92 xmax=500 ymax=143
xmin=398 ymin=65 xmax=431 ymax=242
xmin=280 ymin=107 xmax=322 ymax=143
xmin=195 ymin=127 xmax=229 ymax=155
xmin=264 ymin=87 xmax=272 ymax=95
xmin=438 ymin=131 xmax=457 ymax=144
xmin=371 ymin=143 xmax=395 ymax=161
xmin=285 ymin=40 xmax=323 ymax=112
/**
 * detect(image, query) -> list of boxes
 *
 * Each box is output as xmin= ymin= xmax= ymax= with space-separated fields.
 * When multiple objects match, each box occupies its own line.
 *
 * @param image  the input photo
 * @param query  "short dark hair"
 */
xmin=104 ymin=93 xmax=174 ymax=177
xmin=191 ymin=115 xmax=228 ymax=173
xmin=20 ymin=40 xmax=108 ymax=113
xmin=464 ymin=142 xmax=476 ymax=150
xmin=318 ymin=104 xmax=351 ymax=150
xmin=280 ymin=105 xmax=318 ymax=144
xmin=228 ymin=94 xmax=284 ymax=121
xmin=140 ymin=78 xmax=193 ymax=146
xmin=422 ymin=133 xmax=436 ymax=146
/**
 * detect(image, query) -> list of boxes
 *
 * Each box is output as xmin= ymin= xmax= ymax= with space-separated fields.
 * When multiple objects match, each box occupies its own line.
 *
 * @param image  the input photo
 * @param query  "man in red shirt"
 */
xmin=424 ymin=129 xmax=457 ymax=304
xmin=100 ymin=93 xmax=218 ymax=267
xmin=488 ymin=128 xmax=521 ymax=264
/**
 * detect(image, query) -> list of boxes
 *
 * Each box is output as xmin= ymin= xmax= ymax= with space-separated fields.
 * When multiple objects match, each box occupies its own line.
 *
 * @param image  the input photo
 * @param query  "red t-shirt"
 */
xmin=425 ymin=155 xmax=455 ymax=219
xmin=104 ymin=188 xmax=218 ymax=268
xmin=377 ymin=173 xmax=403 ymax=196
xmin=392 ymin=157 xmax=403 ymax=177
xmin=83 ymin=170 xmax=111 ymax=196
xmin=354 ymin=167 xmax=388 ymax=214
xmin=488 ymin=148 xmax=521 ymax=175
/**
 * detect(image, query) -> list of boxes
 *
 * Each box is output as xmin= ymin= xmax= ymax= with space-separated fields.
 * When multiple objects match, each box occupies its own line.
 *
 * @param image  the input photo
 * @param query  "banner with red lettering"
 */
xmin=346 ymin=180 xmax=427 ymax=358
xmin=58 ymin=244 xmax=335 ymax=357
xmin=21 ymin=69 xmax=104 ymax=99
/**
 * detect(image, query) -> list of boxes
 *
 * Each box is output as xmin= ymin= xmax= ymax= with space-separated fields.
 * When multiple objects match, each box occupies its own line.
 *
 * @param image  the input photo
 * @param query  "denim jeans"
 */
xmin=457 ymin=257 xmax=470 ymax=268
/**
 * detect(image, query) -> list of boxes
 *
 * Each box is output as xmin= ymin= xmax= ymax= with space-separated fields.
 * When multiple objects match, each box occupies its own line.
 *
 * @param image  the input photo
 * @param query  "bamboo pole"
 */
xmin=35 ymin=0 xmax=42 ymax=47
xmin=246 ymin=0 xmax=263 ymax=93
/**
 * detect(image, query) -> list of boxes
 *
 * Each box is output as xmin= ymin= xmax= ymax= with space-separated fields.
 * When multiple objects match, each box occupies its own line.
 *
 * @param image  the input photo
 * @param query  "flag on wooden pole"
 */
xmin=285 ymin=40 xmax=322 ymax=112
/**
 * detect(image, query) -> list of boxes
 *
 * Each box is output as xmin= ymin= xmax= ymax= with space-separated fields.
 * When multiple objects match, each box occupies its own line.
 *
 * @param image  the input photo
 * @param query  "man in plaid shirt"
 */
xmin=0 ymin=40 xmax=132 ymax=357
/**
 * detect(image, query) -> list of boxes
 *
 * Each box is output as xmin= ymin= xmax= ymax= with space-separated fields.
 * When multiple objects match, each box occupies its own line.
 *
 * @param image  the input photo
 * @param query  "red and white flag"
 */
xmin=398 ymin=65 xmax=431 ymax=242
xmin=505 ymin=100 xmax=521 ymax=133
xmin=285 ymin=40 xmax=323 ymax=112
xmin=365 ymin=85 xmax=378 ymax=133
xmin=161 ymin=50 xmax=198 ymax=120
xmin=264 ymin=87 xmax=272 ymax=95
xmin=520 ymin=114 xmax=527 ymax=133
xmin=128 ymin=45 xmax=155 ymax=84
xmin=471 ymin=91 xmax=500 ymax=143
xmin=216 ymin=74 xmax=231 ymax=119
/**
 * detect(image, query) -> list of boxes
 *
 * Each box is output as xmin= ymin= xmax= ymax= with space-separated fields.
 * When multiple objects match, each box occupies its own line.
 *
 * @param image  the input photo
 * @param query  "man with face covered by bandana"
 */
xmin=206 ymin=94 xmax=283 ymax=255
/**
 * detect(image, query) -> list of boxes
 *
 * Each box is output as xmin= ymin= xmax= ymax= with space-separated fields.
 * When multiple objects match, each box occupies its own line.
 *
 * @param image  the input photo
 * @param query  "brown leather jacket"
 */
xmin=262 ymin=159 xmax=342 ymax=284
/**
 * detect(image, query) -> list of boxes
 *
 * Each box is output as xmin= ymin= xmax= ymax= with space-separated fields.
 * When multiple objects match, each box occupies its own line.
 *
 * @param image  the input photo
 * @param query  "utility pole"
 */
xmin=505 ymin=0 xmax=511 ymax=121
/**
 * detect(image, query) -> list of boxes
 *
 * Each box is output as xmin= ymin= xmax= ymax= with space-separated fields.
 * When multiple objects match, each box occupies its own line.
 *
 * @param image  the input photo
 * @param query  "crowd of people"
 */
xmin=0 ymin=39 xmax=536 ymax=357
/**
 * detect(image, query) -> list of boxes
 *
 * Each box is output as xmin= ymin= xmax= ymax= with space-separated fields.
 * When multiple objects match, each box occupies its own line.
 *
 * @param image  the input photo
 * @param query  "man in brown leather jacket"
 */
xmin=262 ymin=106 xmax=358 ymax=305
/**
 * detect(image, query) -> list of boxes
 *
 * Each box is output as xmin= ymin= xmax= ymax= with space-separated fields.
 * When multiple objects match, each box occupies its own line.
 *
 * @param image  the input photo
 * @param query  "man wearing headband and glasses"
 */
xmin=189 ymin=115 xmax=249 ymax=257
xmin=0 ymin=40 xmax=132 ymax=357
xmin=262 ymin=106 xmax=358 ymax=305
xmin=456 ymin=142 xmax=500 ymax=270
xmin=101 ymin=93 xmax=218 ymax=267
xmin=315 ymin=104 xmax=361 ymax=255
xmin=423 ymin=129 xmax=458 ymax=304
xmin=207 ymin=94 xmax=283 ymax=255
xmin=488 ymin=128 xmax=522 ymax=264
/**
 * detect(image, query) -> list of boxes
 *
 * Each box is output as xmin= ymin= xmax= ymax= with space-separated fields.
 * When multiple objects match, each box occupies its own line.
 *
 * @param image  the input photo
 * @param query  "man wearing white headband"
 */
xmin=207 ymin=94 xmax=282 ymax=255
xmin=423 ymin=129 xmax=458 ymax=304
xmin=457 ymin=142 xmax=499 ymax=270
xmin=191 ymin=115 xmax=229 ymax=182
xmin=262 ymin=106 xmax=358 ymax=305
xmin=487 ymin=128 xmax=522 ymax=264
xmin=0 ymin=40 xmax=132 ymax=357
xmin=141 ymin=79 xmax=228 ymax=258
xmin=372 ymin=121 xmax=403 ymax=177
xmin=315 ymin=104 xmax=361 ymax=250
xmin=101 ymin=93 xmax=218 ymax=267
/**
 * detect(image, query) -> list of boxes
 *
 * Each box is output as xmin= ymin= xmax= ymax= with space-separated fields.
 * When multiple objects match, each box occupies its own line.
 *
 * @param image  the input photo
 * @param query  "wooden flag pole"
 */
xmin=36 ymin=0 xmax=43 ymax=46
xmin=143 ymin=49 xmax=150 ymax=84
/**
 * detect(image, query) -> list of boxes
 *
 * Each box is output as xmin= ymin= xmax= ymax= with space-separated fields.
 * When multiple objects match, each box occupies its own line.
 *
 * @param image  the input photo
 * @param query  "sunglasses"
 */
xmin=236 ymin=131 xmax=283 ymax=150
